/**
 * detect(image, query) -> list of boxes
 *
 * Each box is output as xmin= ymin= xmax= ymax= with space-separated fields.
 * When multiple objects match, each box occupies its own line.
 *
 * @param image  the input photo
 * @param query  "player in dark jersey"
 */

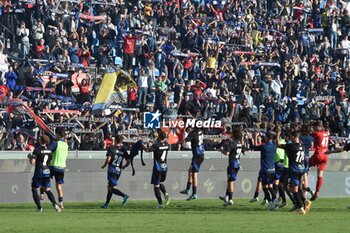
xmin=144 ymin=131 xmax=170 ymax=208
xmin=218 ymin=129 xmax=245 ymax=206
xmin=28 ymin=135 xmax=61 ymax=212
xmin=179 ymin=127 xmax=205 ymax=201
xmin=277 ymin=130 xmax=311 ymax=215
xmin=254 ymin=132 xmax=278 ymax=210
xmin=101 ymin=135 xmax=130 ymax=208
xmin=300 ymin=125 xmax=314 ymax=198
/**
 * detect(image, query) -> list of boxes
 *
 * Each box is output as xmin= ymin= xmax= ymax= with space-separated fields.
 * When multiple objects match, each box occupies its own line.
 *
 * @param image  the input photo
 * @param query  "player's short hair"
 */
xmin=290 ymin=131 xmax=301 ymax=138
xmin=56 ymin=127 xmax=66 ymax=138
xmin=115 ymin=135 xmax=123 ymax=144
xmin=158 ymin=131 xmax=167 ymax=140
xmin=39 ymin=135 xmax=50 ymax=144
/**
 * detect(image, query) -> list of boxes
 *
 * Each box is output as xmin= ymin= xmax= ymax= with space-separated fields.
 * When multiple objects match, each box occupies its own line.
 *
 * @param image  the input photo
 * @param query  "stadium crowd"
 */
xmin=1 ymin=0 xmax=350 ymax=151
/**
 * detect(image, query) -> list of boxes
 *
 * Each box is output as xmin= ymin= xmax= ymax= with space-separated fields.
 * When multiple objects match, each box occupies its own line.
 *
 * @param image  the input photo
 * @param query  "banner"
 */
xmin=315 ymin=96 xmax=332 ymax=101
xmin=119 ymin=129 xmax=150 ymax=135
xmin=75 ymin=116 xmax=109 ymax=123
xmin=48 ymin=122 xmax=78 ymax=128
xmin=43 ymin=109 xmax=80 ymax=114
xmin=72 ymin=128 xmax=103 ymax=134
xmin=79 ymin=14 xmax=106 ymax=21
xmin=26 ymin=87 xmax=55 ymax=92
xmin=233 ymin=51 xmax=255 ymax=55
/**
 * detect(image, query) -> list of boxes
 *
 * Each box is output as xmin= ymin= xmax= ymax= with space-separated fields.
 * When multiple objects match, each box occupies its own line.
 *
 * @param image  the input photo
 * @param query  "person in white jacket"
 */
xmin=271 ymin=75 xmax=283 ymax=102
xmin=16 ymin=21 xmax=30 ymax=58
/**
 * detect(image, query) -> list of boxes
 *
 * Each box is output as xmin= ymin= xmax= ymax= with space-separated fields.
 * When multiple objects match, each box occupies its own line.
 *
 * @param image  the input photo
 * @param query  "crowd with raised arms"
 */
xmin=1 ymin=0 xmax=350 ymax=152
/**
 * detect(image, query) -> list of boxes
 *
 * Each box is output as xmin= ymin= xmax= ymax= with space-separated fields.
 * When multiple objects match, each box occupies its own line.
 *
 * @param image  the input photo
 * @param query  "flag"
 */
xmin=5 ymin=98 xmax=55 ymax=138
xmin=0 ymin=85 xmax=9 ymax=101
xmin=92 ymin=69 xmax=136 ymax=116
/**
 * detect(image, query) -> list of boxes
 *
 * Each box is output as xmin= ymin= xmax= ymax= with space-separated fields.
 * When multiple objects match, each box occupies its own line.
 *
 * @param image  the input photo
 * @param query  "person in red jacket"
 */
xmin=123 ymin=33 xmax=136 ymax=71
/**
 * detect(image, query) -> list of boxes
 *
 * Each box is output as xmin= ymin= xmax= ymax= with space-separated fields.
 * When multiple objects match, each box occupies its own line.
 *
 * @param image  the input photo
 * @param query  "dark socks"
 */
xmin=159 ymin=183 xmax=167 ymax=195
xmin=225 ymin=189 xmax=229 ymax=196
xmin=278 ymin=185 xmax=286 ymax=202
xmin=58 ymin=197 xmax=63 ymax=202
xmin=268 ymin=187 xmax=277 ymax=200
xmin=285 ymin=187 xmax=296 ymax=204
xmin=273 ymin=184 xmax=278 ymax=194
xmin=262 ymin=187 xmax=271 ymax=202
xmin=228 ymin=192 xmax=233 ymax=201
xmin=105 ymin=191 xmax=113 ymax=204
xmin=293 ymin=192 xmax=303 ymax=209
xmin=154 ymin=187 xmax=162 ymax=205
xmin=192 ymin=186 xmax=197 ymax=195
xmin=45 ymin=190 xmax=57 ymax=205
xmin=253 ymin=191 xmax=259 ymax=199
xmin=298 ymin=189 xmax=306 ymax=205
xmin=32 ymin=189 xmax=41 ymax=209
xmin=112 ymin=189 xmax=126 ymax=197
xmin=186 ymin=182 xmax=191 ymax=190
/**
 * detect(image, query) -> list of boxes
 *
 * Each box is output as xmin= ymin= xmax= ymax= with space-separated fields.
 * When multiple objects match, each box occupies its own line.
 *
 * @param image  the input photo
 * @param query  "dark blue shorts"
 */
xmin=32 ymin=176 xmax=51 ymax=189
xmin=227 ymin=166 xmax=239 ymax=181
xmin=290 ymin=171 xmax=303 ymax=186
xmin=261 ymin=170 xmax=275 ymax=185
xmin=151 ymin=167 xmax=167 ymax=185
xmin=280 ymin=168 xmax=289 ymax=184
xmin=108 ymin=172 xmax=121 ymax=187
xmin=274 ymin=162 xmax=284 ymax=180
xmin=50 ymin=167 xmax=65 ymax=184
xmin=191 ymin=157 xmax=204 ymax=173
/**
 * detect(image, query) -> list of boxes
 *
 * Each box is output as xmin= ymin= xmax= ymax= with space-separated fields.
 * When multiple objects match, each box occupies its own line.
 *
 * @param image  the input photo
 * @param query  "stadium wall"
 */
xmin=1 ymin=151 xmax=350 ymax=203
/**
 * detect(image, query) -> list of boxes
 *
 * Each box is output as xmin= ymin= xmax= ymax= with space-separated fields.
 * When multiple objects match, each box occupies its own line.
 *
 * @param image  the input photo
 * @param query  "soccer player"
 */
xmin=101 ymin=135 xmax=130 ymax=208
xmin=300 ymin=125 xmax=314 ymax=197
xmin=48 ymin=127 xmax=68 ymax=209
xmin=254 ymin=132 xmax=278 ymax=210
xmin=179 ymin=126 xmax=205 ymax=201
xmin=28 ymin=135 xmax=61 ymax=212
xmin=276 ymin=130 xmax=311 ymax=215
xmin=144 ymin=131 xmax=170 ymax=208
xmin=218 ymin=129 xmax=245 ymax=206
xmin=273 ymin=136 xmax=288 ymax=208
xmin=309 ymin=121 xmax=330 ymax=200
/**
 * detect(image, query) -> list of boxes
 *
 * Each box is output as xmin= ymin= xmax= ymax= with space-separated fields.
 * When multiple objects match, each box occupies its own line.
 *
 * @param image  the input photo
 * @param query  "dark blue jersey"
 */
xmin=284 ymin=142 xmax=306 ymax=173
xmin=107 ymin=145 xmax=129 ymax=173
xmin=32 ymin=145 xmax=52 ymax=178
xmin=256 ymin=142 xmax=276 ymax=172
xmin=150 ymin=140 xmax=169 ymax=171
xmin=226 ymin=140 xmax=244 ymax=169
xmin=185 ymin=129 xmax=205 ymax=157
xmin=300 ymin=135 xmax=313 ymax=158
xmin=150 ymin=141 xmax=170 ymax=164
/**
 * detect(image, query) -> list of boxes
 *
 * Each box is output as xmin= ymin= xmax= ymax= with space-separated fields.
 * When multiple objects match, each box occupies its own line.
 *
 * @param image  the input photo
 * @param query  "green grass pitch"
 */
xmin=0 ymin=198 xmax=349 ymax=233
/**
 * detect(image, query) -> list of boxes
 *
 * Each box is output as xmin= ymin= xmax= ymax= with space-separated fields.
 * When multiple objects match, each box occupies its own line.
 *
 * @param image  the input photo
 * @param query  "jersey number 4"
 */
xmin=160 ymin=151 xmax=167 ymax=162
